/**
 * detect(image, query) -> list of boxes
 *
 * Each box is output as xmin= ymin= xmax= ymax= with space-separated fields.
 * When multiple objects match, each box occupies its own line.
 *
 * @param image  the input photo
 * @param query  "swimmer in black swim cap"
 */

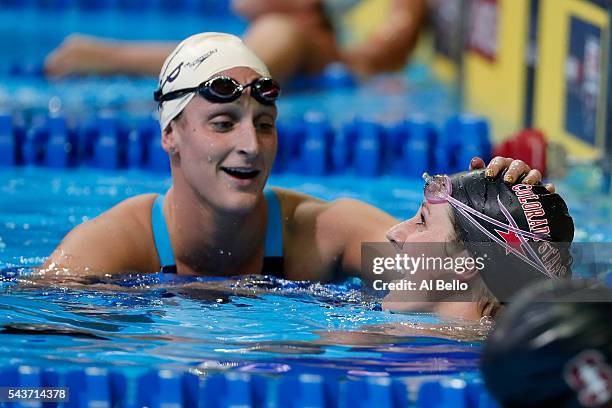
xmin=383 ymin=170 xmax=574 ymax=319
xmin=482 ymin=280 xmax=612 ymax=408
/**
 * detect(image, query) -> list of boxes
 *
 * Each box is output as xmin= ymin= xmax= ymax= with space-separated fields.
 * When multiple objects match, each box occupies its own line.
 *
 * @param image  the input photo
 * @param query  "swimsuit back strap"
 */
xmin=152 ymin=194 xmax=175 ymax=267
xmin=264 ymin=188 xmax=283 ymax=258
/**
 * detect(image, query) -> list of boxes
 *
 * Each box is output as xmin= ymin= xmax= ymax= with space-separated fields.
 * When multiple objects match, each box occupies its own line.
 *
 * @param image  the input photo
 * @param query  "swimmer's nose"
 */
xmin=386 ymin=224 xmax=407 ymax=250
xmin=236 ymin=122 xmax=260 ymax=157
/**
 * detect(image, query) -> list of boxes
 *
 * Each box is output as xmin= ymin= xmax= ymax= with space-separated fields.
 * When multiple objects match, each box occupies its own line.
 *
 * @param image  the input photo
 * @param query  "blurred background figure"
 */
xmin=482 ymin=280 xmax=612 ymax=408
xmin=44 ymin=0 xmax=427 ymax=83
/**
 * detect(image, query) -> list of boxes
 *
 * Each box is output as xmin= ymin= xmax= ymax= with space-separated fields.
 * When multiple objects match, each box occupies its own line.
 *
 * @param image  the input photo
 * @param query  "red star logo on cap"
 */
xmin=495 ymin=229 xmax=526 ymax=256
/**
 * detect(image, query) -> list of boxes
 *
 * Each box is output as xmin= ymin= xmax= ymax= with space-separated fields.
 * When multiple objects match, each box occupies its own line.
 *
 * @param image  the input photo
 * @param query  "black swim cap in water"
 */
xmin=449 ymin=170 xmax=574 ymax=301
xmin=482 ymin=280 xmax=612 ymax=408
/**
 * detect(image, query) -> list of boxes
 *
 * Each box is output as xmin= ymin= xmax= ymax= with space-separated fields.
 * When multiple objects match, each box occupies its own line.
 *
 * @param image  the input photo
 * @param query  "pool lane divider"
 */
xmin=0 ymin=112 xmax=493 ymax=178
xmin=0 ymin=365 xmax=500 ymax=407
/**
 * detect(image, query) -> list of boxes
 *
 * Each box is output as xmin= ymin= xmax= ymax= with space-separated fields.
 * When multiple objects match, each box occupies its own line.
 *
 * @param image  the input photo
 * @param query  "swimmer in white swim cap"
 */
xmin=154 ymin=32 xmax=279 ymax=131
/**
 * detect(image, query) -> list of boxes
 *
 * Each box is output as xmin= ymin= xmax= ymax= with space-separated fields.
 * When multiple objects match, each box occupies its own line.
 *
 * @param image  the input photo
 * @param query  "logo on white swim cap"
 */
xmin=157 ymin=32 xmax=270 ymax=130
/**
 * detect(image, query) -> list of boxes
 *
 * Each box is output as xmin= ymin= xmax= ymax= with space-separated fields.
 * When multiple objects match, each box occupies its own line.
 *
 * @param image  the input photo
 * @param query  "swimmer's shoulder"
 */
xmin=268 ymin=187 xmax=334 ymax=241
xmin=43 ymin=194 xmax=161 ymax=275
xmin=105 ymin=193 xmax=159 ymax=228
xmin=268 ymin=187 xmax=324 ymax=221
xmin=271 ymin=187 xmax=398 ymax=280
xmin=89 ymin=193 xmax=158 ymax=239
xmin=272 ymin=187 xmax=396 ymax=233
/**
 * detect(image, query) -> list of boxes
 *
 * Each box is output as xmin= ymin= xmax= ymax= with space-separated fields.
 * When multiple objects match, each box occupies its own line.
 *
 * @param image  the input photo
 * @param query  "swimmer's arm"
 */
xmin=41 ymin=195 xmax=159 ymax=275
xmin=45 ymin=35 xmax=176 ymax=78
xmin=112 ymin=41 xmax=178 ymax=77
xmin=317 ymin=199 xmax=399 ymax=281
xmin=341 ymin=0 xmax=427 ymax=76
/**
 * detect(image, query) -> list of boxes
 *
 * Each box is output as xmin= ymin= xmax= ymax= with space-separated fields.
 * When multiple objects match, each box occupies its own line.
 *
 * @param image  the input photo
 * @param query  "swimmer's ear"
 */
xmin=445 ymin=242 xmax=480 ymax=281
xmin=161 ymin=122 xmax=179 ymax=155
xmin=454 ymin=248 xmax=480 ymax=281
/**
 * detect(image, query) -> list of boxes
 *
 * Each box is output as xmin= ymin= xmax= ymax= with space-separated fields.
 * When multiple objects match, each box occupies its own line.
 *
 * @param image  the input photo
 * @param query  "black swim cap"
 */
xmin=482 ymin=280 xmax=612 ymax=408
xmin=449 ymin=170 xmax=574 ymax=301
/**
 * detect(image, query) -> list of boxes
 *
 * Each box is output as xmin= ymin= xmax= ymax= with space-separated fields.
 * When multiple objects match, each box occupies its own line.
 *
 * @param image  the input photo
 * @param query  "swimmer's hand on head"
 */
xmin=469 ymin=156 xmax=555 ymax=192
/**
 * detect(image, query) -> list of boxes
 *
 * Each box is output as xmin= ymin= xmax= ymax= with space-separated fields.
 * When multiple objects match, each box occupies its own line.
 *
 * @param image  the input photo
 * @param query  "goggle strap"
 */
xmin=156 ymin=86 xmax=199 ymax=103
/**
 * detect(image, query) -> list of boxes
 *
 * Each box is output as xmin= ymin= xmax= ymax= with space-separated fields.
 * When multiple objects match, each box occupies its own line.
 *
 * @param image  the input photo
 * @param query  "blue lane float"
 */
xmin=354 ymin=121 xmax=384 ymax=177
xmin=300 ymin=112 xmax=334 ymax=176
xmin=396 ymin=115 xmax=436 ymax=177
xmin=0 ymin=112 xmax=491 ymax=178
xmin=286 ymin=63 xmax=358 ymax=92
xmin=0 ymin=365 xmax=500 ymax=407
xmin=45 ymin=114 xmax=74 ymax=168
xmin=0 ymin=113 xmax=18 ymax=166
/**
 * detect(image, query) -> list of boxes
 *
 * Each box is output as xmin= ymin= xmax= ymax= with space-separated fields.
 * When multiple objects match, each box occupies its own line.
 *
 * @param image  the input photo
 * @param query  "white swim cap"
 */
xmin=156 ymin=32 xmax=270 ymax=130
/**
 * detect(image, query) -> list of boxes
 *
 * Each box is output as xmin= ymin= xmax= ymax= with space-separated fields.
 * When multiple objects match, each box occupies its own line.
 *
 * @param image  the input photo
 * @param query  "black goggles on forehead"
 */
xmin=153 ymin=76 xmax=281 ymax=106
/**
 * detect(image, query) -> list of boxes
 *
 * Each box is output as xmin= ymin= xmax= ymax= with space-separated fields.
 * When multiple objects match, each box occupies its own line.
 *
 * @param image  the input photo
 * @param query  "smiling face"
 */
xmin=163 ymin=67 xmax=278 ymax=214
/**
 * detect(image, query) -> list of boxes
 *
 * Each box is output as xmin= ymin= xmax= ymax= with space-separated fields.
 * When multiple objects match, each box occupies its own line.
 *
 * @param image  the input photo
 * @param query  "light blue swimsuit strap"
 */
xmin=152 ymin=194 xmax=175 ymax=267
xmin=152 ymin=188 xmax=283 ymax=267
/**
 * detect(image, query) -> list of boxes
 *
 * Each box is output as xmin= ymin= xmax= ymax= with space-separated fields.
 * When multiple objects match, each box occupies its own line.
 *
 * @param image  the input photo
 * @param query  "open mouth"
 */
xmin=221 ymin=167 xmax=261 ymax=180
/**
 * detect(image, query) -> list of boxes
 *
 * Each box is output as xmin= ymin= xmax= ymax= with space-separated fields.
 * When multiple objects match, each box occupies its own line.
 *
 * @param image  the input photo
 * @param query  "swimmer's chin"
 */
xmin=207 ymin=187 xmax=267 ymax=215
